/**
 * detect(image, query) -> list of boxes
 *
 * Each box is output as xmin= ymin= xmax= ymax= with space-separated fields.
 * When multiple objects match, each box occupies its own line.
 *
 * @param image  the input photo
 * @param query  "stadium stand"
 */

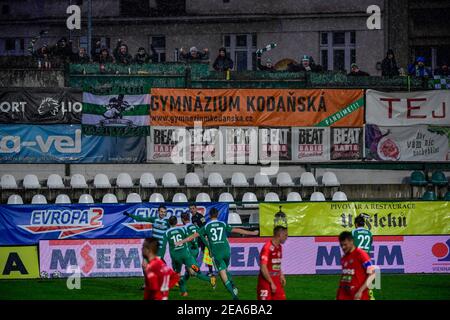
xmin=254 ymin=173 xmax=272 ymax=187
xmin=264 ymin=192 xmax=280 ymax=202
xmin=70 ymin=174 xmax=88 ymax=189
xmin=1 ymin=174 xmax=18 ymax=189
xmin=228 ymin=211 xmax=243 ymax=225
xmin=431 ymin=171 xmax=448 ymax=187
xmin=242 ymin=192 xmax=259 ymax=208
xmin=172 ymin=192 xmax=188 ymax=203
xmin=116 ymin=173 xmax=134 ymax=188
xmin=47 ymin=174 xmax=65 ymax=189
xmin=332 ymin=191 xmax=348 ymax=201
xmin=149 ymin=193 xmax=165 ymax=203
xmin=184 ymin=172 xmax=203 ymax=187
xmin=195 ymin=192 xmax=212 ymax=203
xmin=140 ymin=173 xmax=157 ymax=188
xmin=276 ymin=172 xmax=295 ymax=187
xmin=422 ymin=190 xmax=438 ymax=201
xmin=31 ymin=194 xmax=47 ymax=204
xmin=300 ymin=172 xmax=318 ymax=187
xmin=23 ymin=174 xmax=41 ymax=189
xmin=310 ymin=192 xmax=326 ymax=201
xmin=208 ymin=172 xmax=226 ymax=187
xmin=79 ymin=194 xmax=94 ymax=204
xmin=287 ymin=192 xmax=302 ymax=202
xmin=162 ymin=173 xmax=180 ymax=187
xmin=321 ymin=172 xmax=340 ymax=187
xmin=94 ymin=174 xmax=112 ymax=188
xmin=231 ymin=172 xmax=250 ymax=187
xmin=102 ymin=193 xmax=118 ymax=203
xmin=218 ymin=192 xmax=236 ymax=208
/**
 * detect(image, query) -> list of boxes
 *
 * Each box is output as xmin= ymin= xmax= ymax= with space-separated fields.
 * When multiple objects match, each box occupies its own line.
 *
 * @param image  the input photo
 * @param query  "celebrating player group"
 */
xmin=131 ymin=206 xmax=375 ymax=301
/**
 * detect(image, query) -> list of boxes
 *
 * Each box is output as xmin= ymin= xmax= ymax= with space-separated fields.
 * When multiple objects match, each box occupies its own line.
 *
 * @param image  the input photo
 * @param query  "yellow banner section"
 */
xmin=0 ymin=246 xmax=39 ymax=279
xmin=259 ymin=201 xmax=450 ymax=236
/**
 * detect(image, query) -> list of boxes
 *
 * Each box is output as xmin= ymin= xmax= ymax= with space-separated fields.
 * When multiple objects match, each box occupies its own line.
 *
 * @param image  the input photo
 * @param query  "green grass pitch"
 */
xmin=1 ymin=274 xmax=449 ymax=300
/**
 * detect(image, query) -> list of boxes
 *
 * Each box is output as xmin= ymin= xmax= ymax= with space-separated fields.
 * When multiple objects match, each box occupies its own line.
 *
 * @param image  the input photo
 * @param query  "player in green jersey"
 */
xmin=352 ymin=214 xmax=375 ymax=300
xmin=177 ymin=208 xmax=259 ymax=300
xmin=125 ymin=205 xmax=170 ymax=257
xmin=161 ymin=216 xmax=215 ymax=297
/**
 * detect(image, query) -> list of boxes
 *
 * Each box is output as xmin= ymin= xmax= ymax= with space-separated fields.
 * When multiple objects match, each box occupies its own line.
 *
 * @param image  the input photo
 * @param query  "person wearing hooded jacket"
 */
xmin=113 ymin=39 xmax=133 ymax=65
xmin=408 ymin=56 xmax=432 ymax=77
xmin=212 ymin=47 xmax=234 ymax=71
xmin=381 ymin=49 xmax=399 ymax=77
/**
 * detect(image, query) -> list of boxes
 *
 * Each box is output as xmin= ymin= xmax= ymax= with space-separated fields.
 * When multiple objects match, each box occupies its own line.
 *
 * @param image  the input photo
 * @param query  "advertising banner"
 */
xmin=0 ymin=88 xmax=82 ymax=124
xmin=259 ymin=202 xmax=450 ymax=237
xmin=258 ymin=127 xmax=292 ymax=161
xmin=38 ymin=236 xmax=450 ymax=277
xmin=221 ymin=126 xmax=258 ymax=164
xmin=0 ymin=124 xmax=145 ymax=163
xmin=82 ymin=92 xmax=150 ymax=136
xmin=366 ymin=89 xmax=450 ymax=126
xmin=149 ymin=88 xmax=364 ymax=127
xmin=0 ymin=246 xmax=40 ymax=279
xmin=292 ymin=127 xmax=330 ymax=161
xmin=331 ymin=127 xmax=363 ymax=160
xmin=365 ymin=125 xmax=450 ymax=161
xmin=0 ymin=203 xmax=228 ymax=245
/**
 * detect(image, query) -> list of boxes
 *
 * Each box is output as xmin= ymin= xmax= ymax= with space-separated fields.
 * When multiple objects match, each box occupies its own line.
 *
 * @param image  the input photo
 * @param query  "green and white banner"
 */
xmin=82 ymin=93 xmax=150 ymax=136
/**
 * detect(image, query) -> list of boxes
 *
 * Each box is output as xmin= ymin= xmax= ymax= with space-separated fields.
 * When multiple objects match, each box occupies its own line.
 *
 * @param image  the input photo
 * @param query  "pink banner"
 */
xmin=39 ymin=236 xmax=450 ymax=277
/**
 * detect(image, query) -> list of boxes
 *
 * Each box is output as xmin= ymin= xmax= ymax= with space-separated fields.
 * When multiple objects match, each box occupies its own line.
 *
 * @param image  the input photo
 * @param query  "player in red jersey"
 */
xmin=142 ymin=237 xmax=180 ymax=300
xmin=336 ymin=231 xmax=376 ymax=300
xmin=257 ymin=226 xmax=288 ymax=300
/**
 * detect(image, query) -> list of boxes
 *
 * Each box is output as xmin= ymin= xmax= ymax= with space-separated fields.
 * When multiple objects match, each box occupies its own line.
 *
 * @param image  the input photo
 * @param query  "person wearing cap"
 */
xmin=408 ymin=56 xmax=432 ymax=77
xmin=179 ymin=46 xmax=209 ymax=62
xmin=134 ymin=45 xmax=158 ymax=64
xmin=213 ymin=47 xmax=234 ymax=71
xmin=381 ymin=49 xmax=399 ymax=77
xmin=347 ymin=63 xmax=370 ymax=76
xmin=287 ymin=55 xmax=322 ymax=72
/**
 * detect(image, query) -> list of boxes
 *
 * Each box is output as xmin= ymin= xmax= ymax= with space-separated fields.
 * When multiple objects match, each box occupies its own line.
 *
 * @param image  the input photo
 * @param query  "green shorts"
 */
xmin=211 ymin=249 xmax=230 ymax=272
xmin=171 ymin=249 xmax=199 ymax=273
xmin=190 ymin=248 xmax=200 ymax=260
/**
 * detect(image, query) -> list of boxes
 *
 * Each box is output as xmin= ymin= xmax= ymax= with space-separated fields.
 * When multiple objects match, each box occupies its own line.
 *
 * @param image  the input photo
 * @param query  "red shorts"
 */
xmin=336 ymin=287 xmax=369 ymax=300
xmin=257 ymin=276 xmax=286 ymax=300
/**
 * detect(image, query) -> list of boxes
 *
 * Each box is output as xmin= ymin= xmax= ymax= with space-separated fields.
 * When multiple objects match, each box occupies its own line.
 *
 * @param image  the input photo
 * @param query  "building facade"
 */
xmin=0 ymin=0 xmax=447 ymax=74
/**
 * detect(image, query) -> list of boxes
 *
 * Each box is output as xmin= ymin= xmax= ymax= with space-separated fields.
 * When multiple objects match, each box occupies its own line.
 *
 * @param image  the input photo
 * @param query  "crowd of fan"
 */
xmin=31 ymin=37 xmax=450 ymax=78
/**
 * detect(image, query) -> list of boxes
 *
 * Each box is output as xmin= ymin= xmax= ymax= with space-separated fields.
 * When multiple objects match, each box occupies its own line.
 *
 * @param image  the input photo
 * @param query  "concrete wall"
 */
xmin=0 ymin=69 xmax=65 ymax=87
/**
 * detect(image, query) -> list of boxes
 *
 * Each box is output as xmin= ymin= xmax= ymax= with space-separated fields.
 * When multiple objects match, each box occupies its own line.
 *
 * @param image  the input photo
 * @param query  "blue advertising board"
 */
xmin=0 ymin=124 xmax=145 ymax=163
xmin=0 ymin=202 xmax=229 ymax=245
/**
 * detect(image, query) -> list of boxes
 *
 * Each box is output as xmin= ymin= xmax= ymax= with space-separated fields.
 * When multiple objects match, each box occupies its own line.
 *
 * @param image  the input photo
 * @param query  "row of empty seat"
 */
xmin=0 ymin=171 xmax=340 ymax=189
xmin=6 ymin=191 xmax=348 ymax=205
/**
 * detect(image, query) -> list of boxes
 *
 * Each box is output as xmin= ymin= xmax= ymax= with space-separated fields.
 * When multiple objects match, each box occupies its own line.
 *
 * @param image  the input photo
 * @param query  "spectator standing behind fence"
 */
xmin=256 ymin=53 xmax=275 ymax=71
xmin=347 ymin=63 xmax=370 ymax=76
xmin=434 ymin=62 xmax=449 ymax=77
xmin=134 ymin=45 xmax=158 ymax=64
xmin=381 ymin=49 xmax=399 ymax=77
xmin=33 ymin=44 xmax=51 ymax=69
xmin=51 ymin=37 xmax=73 ymax=63
xmin=72 ymin=47 xmax=90 ymax=64
xmin=408 ymin=56 xmax=432 ymax=78
xmin=113 ymin=39 xmax=133 ymax=65
xmin=179 ymin=46 xmax=209 ymax=62
xmin=91 ymin=41 xmax=102 ymax=62
xmin=212 ymin=47 xmax=234 ymax=71
xmin=287 ymin=55 xmax=322 ymax=72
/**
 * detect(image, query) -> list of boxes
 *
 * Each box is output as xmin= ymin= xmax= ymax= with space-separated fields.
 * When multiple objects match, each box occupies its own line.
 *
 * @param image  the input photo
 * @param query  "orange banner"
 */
xmin=149 ymin=88 xmax=364 ymax=127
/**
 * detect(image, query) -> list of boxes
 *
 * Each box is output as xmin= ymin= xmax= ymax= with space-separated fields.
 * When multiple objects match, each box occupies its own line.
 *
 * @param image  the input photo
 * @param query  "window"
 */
xmin=5 ymin=39 xmax=15 ymax=51
xmin=223 ymin=34 xmax=257 ymax=71
xmin=151 ymin=36 xmax=166 ymax=62
xmin=1 ymin=38 xmax=28 ymax=55
xmin=320 ymin=31 xmax=356 ymax=72
xmin=120 ymin=0 xmax=150 ymax=16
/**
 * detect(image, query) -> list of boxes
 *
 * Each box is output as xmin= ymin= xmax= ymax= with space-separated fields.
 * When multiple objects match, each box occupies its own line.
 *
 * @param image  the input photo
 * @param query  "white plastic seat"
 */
xmin=126 ymin=193 xmax=142 ymax=203
xmin=332 ymin=191 xmax=348 ymax=201
xmin=23 ymin=174 xmax=41 ymax=189
xmin=32 ymin=194 xmax=47 ymax=204
xmin=140 ymin=173 xmax=157 ymax=188
xmin=249 ymin=213 xmax=259 ymax=224
xmin=116 ymin=173 xmax=134 ymax=188
xmin=300 ymin=172 xmax=318 ymax=187
xmin=322 ymin=172 xmax=340 ymax=187
xmin=195 ymin=192 xmax=211 ymax=203
xmin=218 ymin=192 xmax=236 ymax=208
xmin=172 ymin=192 xmax=188 ymax=203
xmin=149 ymin=193 xmax=165 ymax=203
xmin=264 ymin=192 xmax=280 ymax=202
xmin=70 ymin=174 xmax=88 ymax=189
xmin=231 ymin=172 xmax=249 ymax=187
xmin=310 ymin=191 xmax=326 ymax=202
xmin=227 ymin=212 xmax=242 ymax=225
xmin=162 ymin=173 xmax=179 ymax=187
xmin=184 ymin=173 xmax=202 ymax=187
xmin=276 ymin=172 xmax=294 ymax=187
xmin=287 ymin=192 xmax=302 ymax=202
xmin=79 ymin=194 xmax=94 ymax=204
xmin=102 ymin=193 xmax=118 ymax=203
xmin=7 ymin=194 xmax=23 ymax=205
xmin=47 ymin=174 xmax=65 ymax=189
xmin=242 ymin=192 xmax=258 ymax=208
xmin=208 ymin=173 xmax=225 ymax=187
xmin=1 ymin=175 xmax=18 ymax=189
xmin=254 ymin=173 xmax=272 ymax=187
xmin=94 ymin=174 xmax=111 ymax=188
xmin=55 ymin=194 xmax=71 ymax=204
